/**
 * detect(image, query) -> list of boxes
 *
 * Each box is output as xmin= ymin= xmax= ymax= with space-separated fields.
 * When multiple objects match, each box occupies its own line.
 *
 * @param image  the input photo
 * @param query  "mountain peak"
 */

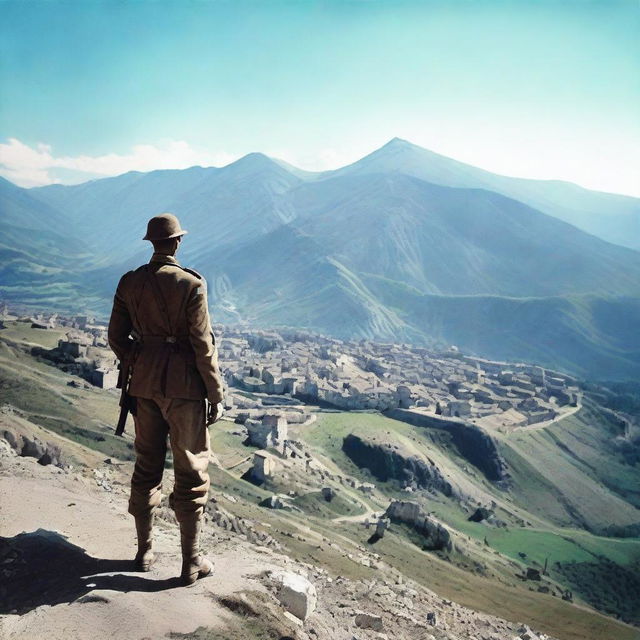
xmin=384 ymin=137 xmax=414 ymax=148
xmin=352 ymin=138 xmax=438 ymax=168
xmin=322 ymin=137 xmax=441 ymax=181
xmin=222 ymin=151 xmax=295 ymax=174
xmin=226 ymin=152 xmax=274 ymax=168
xmin=221 ymin=152 xmax=304 ymax=182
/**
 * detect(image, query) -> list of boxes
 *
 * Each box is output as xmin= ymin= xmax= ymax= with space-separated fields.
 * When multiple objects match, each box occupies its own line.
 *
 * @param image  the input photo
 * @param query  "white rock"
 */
xmin=272 ymin=571 xmax=317 ymax=621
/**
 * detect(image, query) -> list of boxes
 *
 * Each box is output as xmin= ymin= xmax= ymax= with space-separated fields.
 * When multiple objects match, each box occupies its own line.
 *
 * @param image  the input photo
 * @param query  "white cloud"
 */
xmin=0 ymin=138 xmax=239 ymax=187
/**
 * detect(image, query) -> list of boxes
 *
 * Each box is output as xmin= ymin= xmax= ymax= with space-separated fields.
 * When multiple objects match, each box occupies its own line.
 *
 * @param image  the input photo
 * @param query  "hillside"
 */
xmin=286 ymin=172 xmax=640 ymax=297
xmin=1 ymin=324 xmax=639 ymax=640
xmin=0 ymin=178 xmax=99 ymax=310
xmin=199 ymin=225 xmax=640 ymax=378
xmin=358 ymin=281 xmax=640 ymax=380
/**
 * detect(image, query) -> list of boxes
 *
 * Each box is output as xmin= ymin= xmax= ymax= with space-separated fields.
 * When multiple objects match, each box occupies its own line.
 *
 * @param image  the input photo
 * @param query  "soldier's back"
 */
xmin=120 ymin=257 xmax=211 ymax=400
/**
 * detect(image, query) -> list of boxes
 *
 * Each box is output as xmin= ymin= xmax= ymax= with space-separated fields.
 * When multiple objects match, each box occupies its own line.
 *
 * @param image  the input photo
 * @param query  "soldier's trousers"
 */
xmin=128 ymin=396 xmax=210 ymax=523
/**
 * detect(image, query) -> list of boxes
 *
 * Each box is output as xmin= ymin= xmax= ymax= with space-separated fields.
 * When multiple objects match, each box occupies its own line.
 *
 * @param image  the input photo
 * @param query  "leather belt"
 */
xmin=140 ymin=334 xmax=190 ymax=346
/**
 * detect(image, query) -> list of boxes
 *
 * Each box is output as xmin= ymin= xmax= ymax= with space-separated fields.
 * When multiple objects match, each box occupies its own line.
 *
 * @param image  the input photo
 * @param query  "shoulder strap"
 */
xmin=180 ymin=265 xmax=202 ymax=279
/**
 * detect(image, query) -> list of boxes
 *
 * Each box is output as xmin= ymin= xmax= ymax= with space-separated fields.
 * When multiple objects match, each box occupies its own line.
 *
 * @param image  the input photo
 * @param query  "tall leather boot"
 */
xmin=134 ymin=512 xmax=155 ymax=571
xmin=179 ymin=517 xmax=213 ymax=585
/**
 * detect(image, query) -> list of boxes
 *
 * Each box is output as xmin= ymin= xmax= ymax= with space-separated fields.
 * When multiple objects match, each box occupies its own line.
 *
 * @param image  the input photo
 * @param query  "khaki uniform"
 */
xmin=108 ymin=252 xmax=224 ymax=523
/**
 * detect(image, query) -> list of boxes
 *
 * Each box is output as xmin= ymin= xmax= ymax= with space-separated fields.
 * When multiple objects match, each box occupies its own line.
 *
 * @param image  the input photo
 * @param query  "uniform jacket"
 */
xmin=108 ymin=253 xmax=224 ymax=403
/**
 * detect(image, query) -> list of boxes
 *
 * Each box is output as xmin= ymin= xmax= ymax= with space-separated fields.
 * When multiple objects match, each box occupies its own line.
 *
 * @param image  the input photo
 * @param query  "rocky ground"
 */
xmin=0 ymin=413 xmax=555 ymax=640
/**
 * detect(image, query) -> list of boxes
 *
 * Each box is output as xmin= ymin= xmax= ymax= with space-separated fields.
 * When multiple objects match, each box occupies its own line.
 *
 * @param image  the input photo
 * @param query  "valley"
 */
xmin=1 ymin=314 xmax=638 ymax=640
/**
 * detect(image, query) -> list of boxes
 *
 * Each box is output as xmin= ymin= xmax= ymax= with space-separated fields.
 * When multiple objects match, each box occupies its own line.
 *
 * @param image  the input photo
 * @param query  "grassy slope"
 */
xmin=1 ymin=327 xmax=638 ymax=640
xmin=375 ymin=530 xmax=640 ymax=640
xmin=500 ymin=408 xmax=640 ymax=532
xmin=296 ymin=411 xmax=640 ymax=636
xmin=0 ymin=325 xmax=132 ymax=461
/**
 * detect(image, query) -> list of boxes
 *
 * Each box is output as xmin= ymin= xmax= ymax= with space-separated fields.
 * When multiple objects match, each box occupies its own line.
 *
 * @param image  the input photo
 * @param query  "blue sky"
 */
xmin=0 ymin=0 xmax=638 ymax=194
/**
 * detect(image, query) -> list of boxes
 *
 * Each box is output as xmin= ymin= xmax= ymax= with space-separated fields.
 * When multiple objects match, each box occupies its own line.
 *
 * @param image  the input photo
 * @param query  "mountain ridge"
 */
xmin=28 ymin=137 xmax=640 ymax=250
xmin=3 ymin=140 xmax=640 ymax=379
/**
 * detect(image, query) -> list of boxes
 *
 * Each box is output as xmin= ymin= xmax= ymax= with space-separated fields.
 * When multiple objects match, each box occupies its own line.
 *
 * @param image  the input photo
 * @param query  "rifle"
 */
xmin=115 ymin=333 xmax=140 ymax=436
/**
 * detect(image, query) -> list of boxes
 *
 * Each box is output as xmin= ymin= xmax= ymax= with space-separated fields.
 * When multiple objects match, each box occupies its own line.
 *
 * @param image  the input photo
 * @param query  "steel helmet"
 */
xmin=143 ymin=213 xmax=188 ymax=241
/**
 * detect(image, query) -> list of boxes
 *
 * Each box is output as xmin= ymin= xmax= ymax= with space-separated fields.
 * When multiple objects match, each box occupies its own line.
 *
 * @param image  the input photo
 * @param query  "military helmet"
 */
xmin=143 ymin=213 xmax=188 ymax=241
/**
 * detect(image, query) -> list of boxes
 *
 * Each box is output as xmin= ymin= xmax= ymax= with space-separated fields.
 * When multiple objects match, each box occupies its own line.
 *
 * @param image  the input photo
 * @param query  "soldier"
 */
xmin=108 ymin=213 xmax=224 ymax=585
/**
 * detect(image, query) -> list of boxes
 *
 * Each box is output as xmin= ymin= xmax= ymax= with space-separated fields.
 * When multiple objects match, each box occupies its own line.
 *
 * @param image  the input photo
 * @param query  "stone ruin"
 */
xmin=250 ymin=450 xmax=274 ymax=484
xmin=245 ymin=413 xmax=288 ymax=452
xmin=92 ymin=368 xmax=119 ymax=389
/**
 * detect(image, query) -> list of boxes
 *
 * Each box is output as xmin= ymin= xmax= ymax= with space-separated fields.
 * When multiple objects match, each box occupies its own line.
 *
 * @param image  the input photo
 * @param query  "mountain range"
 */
xmin=1 ymin=138 xmax=639 ymax=379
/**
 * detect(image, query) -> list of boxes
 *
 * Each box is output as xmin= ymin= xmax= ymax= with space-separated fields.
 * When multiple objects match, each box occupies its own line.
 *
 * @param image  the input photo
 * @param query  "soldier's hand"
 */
xmin=207 ymin=401 xmax=225 ymax=425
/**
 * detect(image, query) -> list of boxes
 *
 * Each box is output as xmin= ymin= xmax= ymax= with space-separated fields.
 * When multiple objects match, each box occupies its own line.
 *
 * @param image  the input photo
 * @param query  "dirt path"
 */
xmin=518 ymin=403 xmax=581 ymax=432
xmin=332 ymin=503 xmax=378 ymax=524
xmin=0 ymin=449 xmax=287 ymax=640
